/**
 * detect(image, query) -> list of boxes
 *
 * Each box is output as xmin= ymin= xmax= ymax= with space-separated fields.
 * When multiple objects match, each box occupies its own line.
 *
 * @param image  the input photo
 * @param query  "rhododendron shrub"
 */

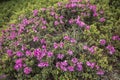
xmin=0 ymin=0 xmax=119 ymax=79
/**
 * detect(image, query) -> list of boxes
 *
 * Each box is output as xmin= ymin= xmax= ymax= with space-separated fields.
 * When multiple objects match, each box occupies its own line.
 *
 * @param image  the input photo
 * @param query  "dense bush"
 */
xmin=0 ymin=0 xmax=120 ymax=80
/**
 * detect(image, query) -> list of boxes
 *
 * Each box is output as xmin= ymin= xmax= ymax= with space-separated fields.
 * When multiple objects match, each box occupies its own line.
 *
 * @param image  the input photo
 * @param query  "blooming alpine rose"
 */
xmin=14 ymin=58 xmax=23 ymax=71
xmin=33 ymin=36 xmax=39 ymax=42
xmin=112 ymin=35 xmax=119 ymax=40
xmin=67 ymin=66 xmax=74 ymax=72
xmin=93 ymin=12 xmax=98 ymax=17
xmin=76 ymin=62 xmax=83 ymax=71
xmin=42 ymin=45 xmax=47 ymax=49
xmin=106 ymin=45 xmax=116 ymax=54
xmin=60 ymin=65 xmax=67 ymax=71
xmin=15 ymin=58 xmax=23 ymax=64
xmin=53 ymin=42 xmax=59 ymax=49
xmin=86 ymin=61 xmax=96 ymax=69
xmin=61 ymin=60 xmax=68 ymax=66
xmin=96 ymin=69 xmax=104 ymax=75
xmin=57 ymin=53 xmax=64 ymax=59
xmin=64 ymin=36 xmax=70 ymax=40
xmin=40 ymin=38 xmax=46 ymax=44
xmin=88 ymin=46 xmax=96 ymax=54
xmin=71 ymin=58 xmax=78 ymax=64
xmin=47 ymin=51 xmax=53 ymax=57
xmin=25 ymin=50 xmax=32 ymax=56
xmin=38 ymin=62 xmax=49 ymax=68
xmin=67 ymin=49 xmax=73 ymax=55
xmin=54 ymin=21 xmax=59 ymax=26
xmin=83 ymin=45 xmax=89 ymax=50
xmin=24 ymin=67 xmax=32 ymax=75
xmin=16 ymin=51 xmax=23 ymax=57
xmin=85 ymin=25 xmax=90 ymax=30
xmin=99 ymin=17 xmax=106 ymax=22
xmin=41 ymin=25 xmax=47 ymax=29
xmin=99 ymin=39 xmax=106 ymax=45
xmin=33 ymin=9 xmax=39 ymax=16
xmin=69 ymin=19 xmax=75 ymax=24
xmin=59 ymin=42 xmax=64 ymax=48
xmin=70 ymin=38 xmax=77 ymax=43
xmin=14 ymin=63 xmax=23 ymax=71
xmin=7 ymin=49 xmax=13 ymax=57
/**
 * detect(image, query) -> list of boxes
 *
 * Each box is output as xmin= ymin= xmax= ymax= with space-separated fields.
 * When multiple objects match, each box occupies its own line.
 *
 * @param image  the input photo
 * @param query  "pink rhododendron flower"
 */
xmin=56 ymin=62 xmax=60 ymax=68
xmin=112 ymin=35 xmax=119 ymax=40
xmin=57 ymin=53 xmax=64 ymax=59
xmin=99 ymin=17 xmax=106 ymax=22
xmin=70 ymin=38 xmax=77 ymax=43
xmin=99 ymin=39 xmax=106 ymax=45
xmin=69 ymin=19 xmax=74 ymax=24
xmin=14 ymin=58 xmax=23 ymax=71
xmin=67 ymin=49 xmax=73 ymax=55
xmin=95 ymin=65 xmax=100 ymax=70
xmin=21 ymin=45 xmax=27 ymax=51
xmin=16 ymin=51 xmax=23 ymax=57
xmin=83 ymin=45 xmax=88 ymax=50
xmin=93 ymin=12 xmax=98 ymax=17
xmin=54 ymin=21 xmax=59 ymax=26
xmin=42 ymin=45 xmax=46 ymax=49
xmin=41 ymin=26 xmax=47 ymax=29
xmin=33 ymin=9 xmax=39 ymax=16
xmin=25 ymin=50 xmax=32 ymax=56
xmin=61 ymin=60 xmax=68 ymax=66
xmin=71 ymin=58 xmax=78 ymax=64
xmin=53 ymin=42 xmax=59 ymax=49
xmin=76 ymin=62 xmax=83 ymax=71
xmin=38 ymin=62 xmax=49 ymax=68
xmin=14 ymin=63 xmax=23 ymax=71
xmin=60 ymin=65 xmax=67 ymax=71
xmin=40 ymin=38 xmax=46 ymax=44
xmin=7 ymin=49 xmax=13 ymax=57
xmin=96 ymin=69 xmax=104 ymax=75
xmin=67 ymin=66 xmax=74 ymax=71
xmin=85 ymin=25 xmax=90 ymax=30
xmin=50 ymin=12 xmax=55 ymax=16
xmin=60 ymin=20 xmax=64 ymax=24
xmin=59 ymin=15 xmax=64 ymax=19
xmin=47 ymin=51 xmax=53 ymax=57
xmin=64 ymin=36 xmax=70 ymax=40
xmin=106 ymin=45 xmax=115 ymax=54
xmin=57 ymin=2 xmax=62 ymax=6
xmin=24 ymin=67 xmax=32 ymax=75
xmin=86 ymin=61 xmax=96 ymax=68
xmin=59 ymin=42 xmax=64 ymax=48
xmin=33 ymin=36 xmax=39 ymax=42
xmin=88 ymin=46 xmax=96 ymax=54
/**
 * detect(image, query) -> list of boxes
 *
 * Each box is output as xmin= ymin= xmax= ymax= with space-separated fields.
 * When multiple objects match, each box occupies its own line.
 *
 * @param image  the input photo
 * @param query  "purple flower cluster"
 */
xmin=106 ymin=45 xmax=115 ymax=54
xmin=64 ymin=36 xmax=77 ymax=43
xmin=38 ymin=61 xmax=49 ymax=68
xmin=112 ymin=35 xmax=120 ymax=41
xmin=83 ymin=45 xmax=96 ymax=54
xmin=53 ymin=42 xmax=64 ymax=49
xmin=99 ymin=39 xmax=106 ymax=45
xmin=56 ymin=58 xmax=83 ymax=72
xmin=86 ymin=61 xmax=104 ymax=75
xmin=7 ymin=49 xmax=13 ymax=57
xmin=14 ymin=58 xmax=23 ymax=71
xmin=24 ymin=67 xmax=32 ymax=75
